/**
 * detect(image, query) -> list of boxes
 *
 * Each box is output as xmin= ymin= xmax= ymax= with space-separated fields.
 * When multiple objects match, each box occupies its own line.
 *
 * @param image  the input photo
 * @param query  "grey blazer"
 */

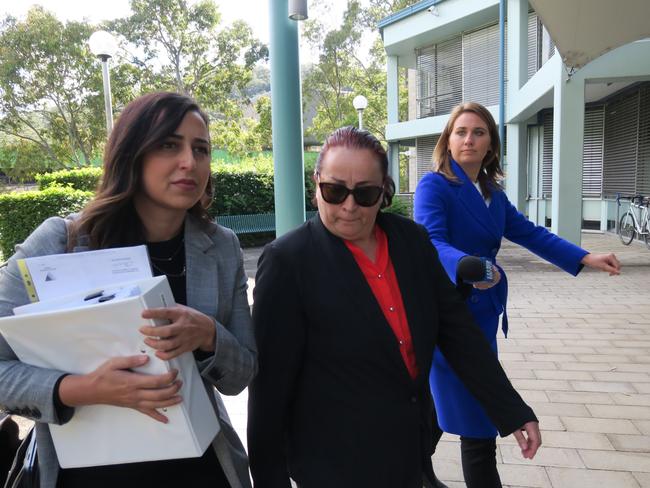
xmin=0 ymin=214 xmax=257 ymax=488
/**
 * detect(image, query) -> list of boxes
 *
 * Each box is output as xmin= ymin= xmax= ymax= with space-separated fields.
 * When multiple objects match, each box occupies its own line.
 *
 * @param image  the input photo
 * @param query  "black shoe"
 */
xmin=423 ymin=473 xmax=449 ymax=488
xmin=433 ymin=474 xmax=449 ymax=488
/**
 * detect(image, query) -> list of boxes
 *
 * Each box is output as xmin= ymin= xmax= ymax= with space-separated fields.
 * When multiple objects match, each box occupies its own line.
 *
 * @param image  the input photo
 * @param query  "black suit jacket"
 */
xmin=248 ymin=212 xmax=535 ymax=488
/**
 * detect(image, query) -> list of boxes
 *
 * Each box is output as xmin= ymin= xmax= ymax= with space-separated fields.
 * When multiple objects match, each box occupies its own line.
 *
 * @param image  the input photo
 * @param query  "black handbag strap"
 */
xmin=3 ymin=425 xmax=38 ymax=488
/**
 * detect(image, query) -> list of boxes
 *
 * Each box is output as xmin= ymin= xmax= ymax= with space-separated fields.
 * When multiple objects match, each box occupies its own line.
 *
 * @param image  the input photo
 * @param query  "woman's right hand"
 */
xmin=58 ymin=355 xmax=183 ymax=423
xmin=472 ymin=265 xmax=501 ymax=290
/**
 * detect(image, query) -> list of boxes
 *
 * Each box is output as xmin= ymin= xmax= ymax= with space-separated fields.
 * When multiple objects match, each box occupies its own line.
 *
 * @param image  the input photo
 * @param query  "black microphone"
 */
xmin=457 ymin=256 xmax=494 ymax=284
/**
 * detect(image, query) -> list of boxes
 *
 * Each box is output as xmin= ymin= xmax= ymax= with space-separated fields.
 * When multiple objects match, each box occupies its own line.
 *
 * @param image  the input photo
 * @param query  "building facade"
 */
xmin=380 ymin=0 xmax=650 ymax=244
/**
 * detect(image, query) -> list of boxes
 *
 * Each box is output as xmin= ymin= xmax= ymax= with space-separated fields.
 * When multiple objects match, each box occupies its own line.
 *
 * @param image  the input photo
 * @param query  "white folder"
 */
xmin=0 ymin=276 xmax=219 ymax=468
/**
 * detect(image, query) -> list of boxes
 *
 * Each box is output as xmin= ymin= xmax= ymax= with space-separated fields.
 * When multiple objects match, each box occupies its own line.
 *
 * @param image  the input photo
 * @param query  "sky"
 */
xmin=1 ymin=0 xmax=352 ymax=62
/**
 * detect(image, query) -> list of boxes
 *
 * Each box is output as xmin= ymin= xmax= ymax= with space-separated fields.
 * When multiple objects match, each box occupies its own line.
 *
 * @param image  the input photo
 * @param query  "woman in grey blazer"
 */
xmin=0 ymin=92 xmax=257 ymax=488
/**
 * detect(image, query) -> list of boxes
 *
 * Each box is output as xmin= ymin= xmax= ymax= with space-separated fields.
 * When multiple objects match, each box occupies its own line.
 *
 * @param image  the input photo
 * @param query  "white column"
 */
xmin=387 ymin=55 xmax=399 ymax=124
xmin=504 ymin=0 xmax=529 ymax=211
xmin=506 ymin=0 xmax=528 ymax=92
xmin=388 ymin=142 xmax=400 ymax=191
xmin=551 ymin=72 xmax=585 ymax=245
xmin=505 ymin=122 xmax=528 ymax=211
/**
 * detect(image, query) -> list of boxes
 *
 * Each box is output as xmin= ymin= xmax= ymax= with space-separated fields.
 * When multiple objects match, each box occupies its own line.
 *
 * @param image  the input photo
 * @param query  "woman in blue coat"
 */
xmin=414 ymin=102 xmax=621 ymax=487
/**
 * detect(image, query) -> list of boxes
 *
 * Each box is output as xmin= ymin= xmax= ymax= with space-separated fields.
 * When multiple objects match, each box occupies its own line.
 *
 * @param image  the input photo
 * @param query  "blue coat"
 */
xmin=414 ymin=160 xmax=588 ymax=437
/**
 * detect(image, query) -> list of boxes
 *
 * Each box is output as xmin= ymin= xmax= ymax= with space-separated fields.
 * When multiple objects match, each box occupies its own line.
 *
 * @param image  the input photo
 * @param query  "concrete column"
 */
xmin=388 ymin=142 xmax=400 ymax=191
xmin=269 ymin=0 xmax=306 ymax=237
xmin=387 ymin=55 xmax=399 ymax=124
xmin=551 ymin=72 xmax=585 ymax=245
xmin=506 ymin=0 xmax=528 ymax=93
xmin=503 ymin=0 xmax=529 ymax=212
xmin=505 ymin=122 xmax=528 ymax=211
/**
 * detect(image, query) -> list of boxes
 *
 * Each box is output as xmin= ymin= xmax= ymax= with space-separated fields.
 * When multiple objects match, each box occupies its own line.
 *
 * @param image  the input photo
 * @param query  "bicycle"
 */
xmin=617 ymin=194 xmax=650 ymax=249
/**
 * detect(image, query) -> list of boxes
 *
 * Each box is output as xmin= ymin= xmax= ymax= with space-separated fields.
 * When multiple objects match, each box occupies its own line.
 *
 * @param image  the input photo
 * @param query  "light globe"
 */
xmin=352 ymin=95 xmax=368 ymax=111
xmin=88 ymin=30 xmax=118 ymax=59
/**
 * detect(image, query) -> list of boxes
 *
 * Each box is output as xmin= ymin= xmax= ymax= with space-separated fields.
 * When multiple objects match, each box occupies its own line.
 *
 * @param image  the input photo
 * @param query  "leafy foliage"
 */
xmin=111 ymin=0 xmax=267 ymax=119
xmin=0 ymin=8 xmax=115 ymax=168
xmin=301 ymin=0 xmax=418 ymax=141
xmin=383 ymin=193 xmax=412 ymax=217
xmin=253 ymin=96 xmax=273 ymax=150
xmin=0 ymin=186 xmax=92 ymax=257
xmin=35 ymin=167 xmax=103 ymax=191
xmin=0 ymin=140 xmax=61 ymax=182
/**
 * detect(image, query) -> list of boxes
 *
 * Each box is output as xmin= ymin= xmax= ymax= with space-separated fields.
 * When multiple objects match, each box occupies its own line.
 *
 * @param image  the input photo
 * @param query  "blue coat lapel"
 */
xmin=451 ymin=160 xmax=502 ymax=242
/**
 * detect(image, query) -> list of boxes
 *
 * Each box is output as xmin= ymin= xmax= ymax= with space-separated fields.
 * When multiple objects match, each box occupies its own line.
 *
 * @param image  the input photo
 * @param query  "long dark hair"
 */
xmin=433 ymin=102 xmax=503 ymax=198
xmin=315 ymin=126 xmax=395 ymax=208
xmin=70 ymin=92 xmax=212 ymax=249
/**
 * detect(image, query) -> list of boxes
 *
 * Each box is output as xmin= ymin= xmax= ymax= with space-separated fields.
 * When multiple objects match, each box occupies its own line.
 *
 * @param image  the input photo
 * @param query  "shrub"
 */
xmin=0 ymin=187 xmax=93 ymax=258
xmin=384 ymin=194 xmax=413 ymax=218
xmin=0 ymin=141 xmax=62 ymax=183
xmin=211 ymin=167 xmax=275 ymax=216
xmin=210 ymin=166 xmax=317 ymax=217
xmin=36 ymin=167 xmax=102 ymax=192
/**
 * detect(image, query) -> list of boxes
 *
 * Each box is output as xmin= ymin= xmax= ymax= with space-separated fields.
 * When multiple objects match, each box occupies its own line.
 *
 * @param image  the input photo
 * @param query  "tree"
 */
xmin=254 ymin=95 xmax=272 ymax=150
xmin=112 ymin=0 xmax=267 ymax=119
xmin=301 ymin=0 xmax=419 ymax=142
xmin=0 ymin=7 xmax=119 ymax=169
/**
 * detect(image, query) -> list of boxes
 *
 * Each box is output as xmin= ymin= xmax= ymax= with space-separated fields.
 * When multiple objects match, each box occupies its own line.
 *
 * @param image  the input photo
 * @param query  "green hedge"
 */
xmin=36 ymin=167 xmax=103 ymax=192
xmin=34 ymin=165 xmax=318 ymax=216
xmin=211 ymin=167 xmax=317 ymax=217
xmin=0 ymin=187 xmax=93 ymax=258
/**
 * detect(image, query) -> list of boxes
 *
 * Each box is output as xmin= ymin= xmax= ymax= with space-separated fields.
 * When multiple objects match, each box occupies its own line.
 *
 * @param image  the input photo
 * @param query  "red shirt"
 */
xmin=344 ymin=225 xmax=419 ymax=379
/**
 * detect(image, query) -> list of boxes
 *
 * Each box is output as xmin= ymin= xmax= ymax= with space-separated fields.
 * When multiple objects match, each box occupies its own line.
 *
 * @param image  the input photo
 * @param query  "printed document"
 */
xmin=17 ymin=245 xmax=152 ymax=302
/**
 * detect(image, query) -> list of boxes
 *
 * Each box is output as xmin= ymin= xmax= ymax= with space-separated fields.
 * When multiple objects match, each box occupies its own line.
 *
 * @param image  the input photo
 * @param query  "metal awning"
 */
xmin=529 ymin=0 xmax=650 ymax=69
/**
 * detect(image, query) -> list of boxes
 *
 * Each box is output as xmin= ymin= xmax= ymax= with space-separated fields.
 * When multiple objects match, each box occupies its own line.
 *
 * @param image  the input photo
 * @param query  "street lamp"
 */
xmin=88 ymin=30 xmax=118 ymax=134
xmin=352 ymin=95 xmax=368 ymax=130
xmin=289 ymin=0 xmax=308 ymax=20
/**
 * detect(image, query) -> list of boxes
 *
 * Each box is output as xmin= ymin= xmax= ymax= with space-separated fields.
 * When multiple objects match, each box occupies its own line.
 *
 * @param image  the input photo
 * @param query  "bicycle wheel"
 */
xmin=619 ymin=212 xmax=635 ymax=245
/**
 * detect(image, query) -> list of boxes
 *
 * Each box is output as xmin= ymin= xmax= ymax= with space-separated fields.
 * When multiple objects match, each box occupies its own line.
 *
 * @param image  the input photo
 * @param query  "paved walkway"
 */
xmin=227 ymin=231 xmax=650 ymax=487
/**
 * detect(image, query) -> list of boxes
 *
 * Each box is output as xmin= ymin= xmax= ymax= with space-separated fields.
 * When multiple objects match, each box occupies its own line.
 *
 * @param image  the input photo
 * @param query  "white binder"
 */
xmin=0 ymin=276 xmax=219 ymax=468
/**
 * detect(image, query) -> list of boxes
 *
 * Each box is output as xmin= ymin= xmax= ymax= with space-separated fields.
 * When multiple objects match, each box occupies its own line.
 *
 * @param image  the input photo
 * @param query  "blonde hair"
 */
xmin=432 ymin=102 xmax=503 ymax=198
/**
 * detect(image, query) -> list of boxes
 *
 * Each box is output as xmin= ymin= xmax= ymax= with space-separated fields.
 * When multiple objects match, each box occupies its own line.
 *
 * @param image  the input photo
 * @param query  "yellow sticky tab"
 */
xmin=17 ymin=259 xmax=38 ymax=302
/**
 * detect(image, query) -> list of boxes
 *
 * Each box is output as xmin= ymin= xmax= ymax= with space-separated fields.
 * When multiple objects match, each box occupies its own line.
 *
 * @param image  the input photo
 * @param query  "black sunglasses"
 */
xmin=318 ymin=181 xmax=384 ymax=207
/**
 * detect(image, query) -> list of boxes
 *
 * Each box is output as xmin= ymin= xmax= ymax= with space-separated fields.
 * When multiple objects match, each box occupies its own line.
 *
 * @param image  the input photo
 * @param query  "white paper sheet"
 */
xmin=17 ymin=245 xmax=152 ymax=302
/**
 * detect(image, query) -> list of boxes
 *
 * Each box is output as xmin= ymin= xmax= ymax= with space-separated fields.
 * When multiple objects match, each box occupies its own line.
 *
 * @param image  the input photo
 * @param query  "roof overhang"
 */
xmin=529 ymin=0 xmax=650 ymax=69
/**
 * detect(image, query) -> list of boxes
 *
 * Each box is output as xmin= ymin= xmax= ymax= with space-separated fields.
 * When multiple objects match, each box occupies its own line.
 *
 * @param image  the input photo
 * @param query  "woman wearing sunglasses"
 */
xmin=248 ymin=126 xmax=541 ymax=488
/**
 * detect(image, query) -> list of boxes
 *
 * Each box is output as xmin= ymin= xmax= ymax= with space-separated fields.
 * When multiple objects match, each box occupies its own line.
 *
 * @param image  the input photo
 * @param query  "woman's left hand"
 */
xmin=140 ymin=305 xmax=216 ymax=360
xmin=512 ymin=421 xmax=542 ymax=459
xmin=581 ymin=252 xmax=621 ymax=276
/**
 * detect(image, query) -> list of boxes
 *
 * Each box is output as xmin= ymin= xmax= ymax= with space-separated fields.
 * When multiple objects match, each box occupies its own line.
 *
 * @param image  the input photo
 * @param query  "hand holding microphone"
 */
xmin=457 ymin=256 xmax=501 ymax=290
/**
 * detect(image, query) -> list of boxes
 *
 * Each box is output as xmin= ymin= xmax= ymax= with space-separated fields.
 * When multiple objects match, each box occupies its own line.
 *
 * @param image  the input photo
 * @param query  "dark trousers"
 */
xmin=459 ymin=437 xmax=502 ymax=488
xmin=431 ymin=414 xmax=500 ymax=488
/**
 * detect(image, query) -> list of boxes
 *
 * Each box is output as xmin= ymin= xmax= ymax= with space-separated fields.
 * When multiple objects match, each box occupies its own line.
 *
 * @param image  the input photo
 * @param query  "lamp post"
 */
xmin=288 ymin=0 xmax=308 ymax=20
xmin=269 ymin=0 xmax=308 ymax=237
xmin=353 ymin=95 xmax=368 ymax=130
xmin=88 ymin=30 xmax=118 ymax=134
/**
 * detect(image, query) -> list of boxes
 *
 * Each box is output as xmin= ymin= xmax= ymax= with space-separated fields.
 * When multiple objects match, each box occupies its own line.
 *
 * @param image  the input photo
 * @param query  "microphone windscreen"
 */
xmin=457 ymin=256 xmax=490 ymax=283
